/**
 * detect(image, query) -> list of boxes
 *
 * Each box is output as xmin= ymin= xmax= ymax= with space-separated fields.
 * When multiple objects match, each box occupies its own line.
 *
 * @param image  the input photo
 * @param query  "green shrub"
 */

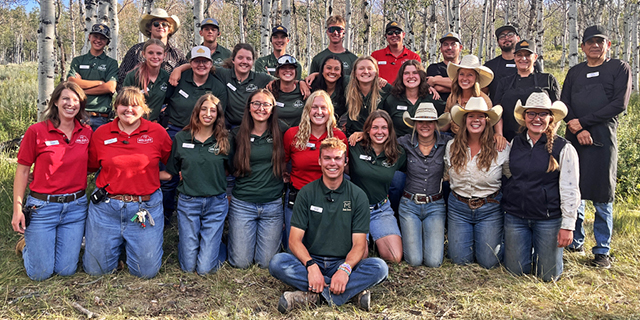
xmin=616 ymin=93 xmax=640 ymax=199
xmin=0 ymin=63 xmax=38 ymax=146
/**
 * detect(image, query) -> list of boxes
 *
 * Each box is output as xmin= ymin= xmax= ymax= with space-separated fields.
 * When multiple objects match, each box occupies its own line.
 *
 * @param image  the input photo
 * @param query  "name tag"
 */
xmin=587 ymin=72 xmax=600 ymax=78
xmin=45 ymin=140 xmax=59 ymax=146
xmin=378 ymin=61 xmax=387 ymax=65
xmin=397 ymin=105 xmax=408 ymax=111
xmin=359 ymin=154 xmax=372 ymax=161
xmin=182 ymin=143 xmax=195 ymax=149
xmin=506 ymin=64 xmax=516 ymax=68
xmin=179 ymin=90 xmax=189 ymax=98
xmin=250 ymin=137 xmax=255 ymax=142
xmin=266 ymin=68 xmax=276 ymax=72
xmin=306 ymin=142 xmax=316 ymax=148
xmin=104 ymin=138 xmax=118 ymax=145
xmin=276 ymin=102 xmax=285 ymax=107
xmin=79 ymin=65 xmax=90 ymax=69
xmin=227 ymin=83 xmax=237 ymax=91
xmin=310 ymin=205 xmax=323 ymax=213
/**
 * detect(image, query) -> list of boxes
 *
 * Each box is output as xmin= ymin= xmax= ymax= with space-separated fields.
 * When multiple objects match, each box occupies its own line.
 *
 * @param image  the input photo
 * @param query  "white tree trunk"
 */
xmin=363 ymin=0 xmax=371 ymax=55
xmin=443 ymin=0 xmax=450 ymax=32
xmin=38 ymin=0 xmax=56 ymax=121
xmin=623 ymin=0 xmax=630 ymax=62
xmin=281 ymin=0 xmax=291 ymax=31
xmin=271 ymin=0 xmax=280 ymax=27
xmin=535 ymin=0 xmax=544 ymax=71
xmin=238 ymin=0 xmax=245 ymax=43
xmin=451 ymin=0 xmax=460 ymax=34
xmin=82 ymin=0 xmax=97 ymax=54
xmin=632 ymin=2 xmax=638 ymax=92
xmin=560 ymin=0 xmax=568 ymax=71
xmin=97 ymin=0 xmax=108 ymax=24
xmin=404 ymin=9 xmax=415 ymax=52
xmin=108 ymin=0 xmax=118 ymax=59
xmin=194 ymin=0 xmax=204 ymax=46
xmin=307 ymin=0 xmax=312 ymax=65
xmin=428 ymin=1 xmax=438 ymax=64
xmin=344 ymin=0 xmax=352 ymax=50
xmin=488 ymin=0 xmax=497 ymax=59
xmin=260 ymin=0 xmax=272 ymax=56
xmin=568 ymin=0 xmax=579 ymax=67
xmin=70 ymin=0 xmax=76 ymax=58
xmin=140 ymin=0 xmax=154 ymax=43
xmin=478 ymin=0 xmax=488 ymax=61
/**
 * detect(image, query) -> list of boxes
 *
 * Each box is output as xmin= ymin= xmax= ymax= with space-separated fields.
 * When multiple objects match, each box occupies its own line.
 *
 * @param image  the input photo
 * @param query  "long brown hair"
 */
xmin=183 ymin=94 xmax=229 ymax=155
xmin=446 ymin=68 xmax=482 ymax=107
xmin=43 ymin=81 xmax=88 ymax=127
xmin=390 ymin=60 xmax=431 ymax=98
xmin=135 ymin=39 xmax=165 ymax=95
xmin=449 ymin=113 xmax=497 ymax=173
xmin=346 ymin=56 xmax=382 ymax=121
xmin=293 ymin=90 xmax=337 ymax=150
xmin=360 ymin=110 xmax=400 ymax=165
xmin=233 ymin=89 xmax=285 ymax=178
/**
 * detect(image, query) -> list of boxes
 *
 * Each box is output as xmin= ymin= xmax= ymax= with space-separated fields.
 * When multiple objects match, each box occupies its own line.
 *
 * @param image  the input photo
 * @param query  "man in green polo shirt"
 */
xmin=187 ymin=18 xmax=231 ymax=67
xmin=254 ymin=25 xmax=302 ymax=80
xmin=269 ymin=137 xmax=388 ymax=313
xmin=67 ymin=23 xmax=118 ymax=131
xmin=309 ymin=15 xmax=358 ymax=76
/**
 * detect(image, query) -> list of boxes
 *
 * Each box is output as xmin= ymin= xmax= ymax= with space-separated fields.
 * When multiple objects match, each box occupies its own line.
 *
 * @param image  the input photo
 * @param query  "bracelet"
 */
xmin=340 ymin=263 xmax=352 ymax=274
xmin=575 ymin=128 xmax=585 ymax=135
xmin=338 ymin=266 xmax=351 ymax=276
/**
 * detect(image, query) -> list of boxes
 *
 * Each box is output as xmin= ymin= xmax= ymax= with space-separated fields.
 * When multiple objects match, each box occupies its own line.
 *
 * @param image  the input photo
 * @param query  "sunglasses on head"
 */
xmin=386 ymin=29 xmax=402 ymax=36
xmin=327 ymin=26 xmax=344 ymax=33
xmin=153 ymin=21 xmax=170 ymax=28
xmin=277 ymin=56 xmax=298 ymax=65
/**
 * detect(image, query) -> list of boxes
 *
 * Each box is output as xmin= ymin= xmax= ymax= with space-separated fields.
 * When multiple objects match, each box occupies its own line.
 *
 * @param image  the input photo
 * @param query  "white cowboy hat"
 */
xmin=402 ymin=102 xmax=450 ymax=129
xmin=447 ymin=55 xmax=494 ymax=89
xmin=514 ymin=92 xmax=568 ymax=127
xmin=450 ymin=96 xmax=503 ymax=127
xmin=139 ymin=8 xmax=180 ymax=38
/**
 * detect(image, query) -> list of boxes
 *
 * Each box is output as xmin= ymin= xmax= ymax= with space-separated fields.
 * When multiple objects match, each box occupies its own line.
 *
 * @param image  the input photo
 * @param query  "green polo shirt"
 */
xmin=166 ymin=69 xmax=228 ymax=128
xmin=254 ymin=53 xmax=303 ymax=80
xmin=381 ymin=93 xmax=445 ymax=137
xmin=67 ymin=51 xmax=118 ymax=113
xmin=166 ymin=130 xmax=230 ymax=197
xmin=123 ymin=68 xmax=170 ymax=121
xmin=348 ymin=141 xmax=406 ymax=204
xmin=186 ymin=43 xmax=232 ymax=67
xmin=214 ymin=68 xmax=275 ymax=126
xmin=291 ymin=178 xmax=369 ymax=257
xmin=230 ymin=128 xmax=284 ymax=203
xmin=345 ymin=84 xmax=392 ymax=136
xmin=275 ymin=85 xmax=306 ymax=130
xmin=309 ymin=48 xmax=358 ymax=76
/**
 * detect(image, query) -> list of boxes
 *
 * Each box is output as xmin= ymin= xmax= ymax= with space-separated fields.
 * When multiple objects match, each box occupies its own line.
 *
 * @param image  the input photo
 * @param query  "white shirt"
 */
xmin=445 ymin=141 xmax=511 ymax=198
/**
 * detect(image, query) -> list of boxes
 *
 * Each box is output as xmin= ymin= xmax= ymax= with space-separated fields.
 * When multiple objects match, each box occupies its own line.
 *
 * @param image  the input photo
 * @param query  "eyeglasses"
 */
xmin=386 ymin=29 xmax=402 ymax=36
xmin=153 ymin=21 xmax=170 ymax=28
xmin=327 ymin=26 xmax=344 ymax=34
xmin=498 ymin=32 xmax=516 ymax=40
xmin=277 ymin=55 xmax=298 ymax=65
xmin=525 ymin=111 xmax=550 ymax=119
xmin=250 ymin=101 xmax=274 ymax=110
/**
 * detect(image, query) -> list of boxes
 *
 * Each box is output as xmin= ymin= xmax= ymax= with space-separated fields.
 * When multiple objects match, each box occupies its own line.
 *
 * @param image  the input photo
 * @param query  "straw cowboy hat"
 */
xmin=447 ymin=55 xmax=494 ymax=89
xmin=513 ymin=92 xmax=568 ymax=126
xmin=450 ymin=96 xmax=503 ymax=127
xmin=139 ymin=8 xmax=180 ymax=38
xmin=402 ymin=102 xmax=450 ymax=129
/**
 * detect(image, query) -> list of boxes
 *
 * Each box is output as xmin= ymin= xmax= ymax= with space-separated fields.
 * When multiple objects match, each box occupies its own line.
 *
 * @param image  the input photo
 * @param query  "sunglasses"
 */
xmin=153 ymin=21 xmax=170 ymax=28
xmin=277 ymin=55 xmax=298 ymax=65
xmin=386 ymin=29 xmax=402 ymax=36
xmin=327 ymin=26 xmax=344 ymax=33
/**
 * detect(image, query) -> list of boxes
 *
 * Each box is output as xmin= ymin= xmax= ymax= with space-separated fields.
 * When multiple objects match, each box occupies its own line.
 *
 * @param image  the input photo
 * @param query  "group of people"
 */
xmin=11 ymin=7 xmax=630 ymax=313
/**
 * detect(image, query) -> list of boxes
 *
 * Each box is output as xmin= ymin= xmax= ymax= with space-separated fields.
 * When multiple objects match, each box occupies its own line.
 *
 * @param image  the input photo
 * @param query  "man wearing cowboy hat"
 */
xmin=254 ymin=25 xmax=303 ymax=79
xmin=189 ymin=18 xmax=231 ymax=68
xmin=426 ymin=31 xmax=463 ymax=102
xmin=371 ymin=21 xmax=421 ymax=83
xmin=67 ymin=23 xmax=118 ymax=131
xmin=118 ymin=8 xmax=187 ymax=91
xmin=560 ymin=25 xmax=632 ymax=269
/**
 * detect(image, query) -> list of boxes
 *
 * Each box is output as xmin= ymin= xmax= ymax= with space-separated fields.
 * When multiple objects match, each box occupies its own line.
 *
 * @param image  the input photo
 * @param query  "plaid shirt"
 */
xmin=117 ymin=41 xmax=187 ymax=91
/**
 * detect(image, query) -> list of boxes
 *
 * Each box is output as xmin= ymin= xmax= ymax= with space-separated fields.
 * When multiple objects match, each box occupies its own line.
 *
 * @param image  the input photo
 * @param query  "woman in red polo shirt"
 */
xmin=83 ymin=87 xmax=172 ymax=279
xmin=12 ymin=81 xmax=91 ymax=281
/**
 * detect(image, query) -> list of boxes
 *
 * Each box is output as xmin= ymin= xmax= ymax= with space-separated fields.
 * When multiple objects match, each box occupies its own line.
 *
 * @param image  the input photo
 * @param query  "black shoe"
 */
xmin=566 ymin=245 xmax=585 ymax=255
xmin=354 ymin=290 xmax=371 ymax=311
xmin=590 ymin=254 xmax=612 ymax=269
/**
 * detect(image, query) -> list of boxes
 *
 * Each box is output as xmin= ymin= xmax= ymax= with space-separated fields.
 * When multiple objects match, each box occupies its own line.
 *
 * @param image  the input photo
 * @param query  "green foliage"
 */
xmin=0 ymin=63 xmax=37 ymax=143
xmin=615 ymin=94 xmax=640 ymax=199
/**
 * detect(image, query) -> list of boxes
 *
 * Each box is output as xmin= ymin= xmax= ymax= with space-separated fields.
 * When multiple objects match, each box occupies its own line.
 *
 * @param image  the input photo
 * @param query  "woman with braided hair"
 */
xmin=502 ymin=92 xmax=580 ymax=281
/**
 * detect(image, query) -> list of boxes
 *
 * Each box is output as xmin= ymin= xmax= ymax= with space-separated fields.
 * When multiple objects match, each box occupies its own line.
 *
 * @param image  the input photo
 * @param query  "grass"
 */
xmin=1 ymin=63 xmax=640 ymax=319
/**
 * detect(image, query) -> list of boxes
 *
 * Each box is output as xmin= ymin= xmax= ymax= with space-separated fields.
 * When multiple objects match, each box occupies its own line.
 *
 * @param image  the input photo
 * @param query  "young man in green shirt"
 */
xmin=308 ymin=15 xmax=358 ymax=76
xmin=269 ymin=137 xmax=388 ymax=313
xmin=188 ymin=18 xmax=231 ymax=67
xmin=254 ymin=25 xmax=302 ymax=79
xmin=67 ymin=23 xmax=118 ymax=131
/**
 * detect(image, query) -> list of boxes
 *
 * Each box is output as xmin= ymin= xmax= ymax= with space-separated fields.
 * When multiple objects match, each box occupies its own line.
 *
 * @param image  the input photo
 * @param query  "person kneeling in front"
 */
xmin=269 ymin=137 xmax=388 ymax=313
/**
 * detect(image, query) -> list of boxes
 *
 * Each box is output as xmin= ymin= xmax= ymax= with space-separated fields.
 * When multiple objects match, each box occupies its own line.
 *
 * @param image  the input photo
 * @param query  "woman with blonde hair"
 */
xmin=345 ymin=56 xmax=392 ymax=136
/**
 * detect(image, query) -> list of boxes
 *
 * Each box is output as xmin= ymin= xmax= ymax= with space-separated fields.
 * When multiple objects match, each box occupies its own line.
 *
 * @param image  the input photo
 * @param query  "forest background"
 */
xmin=0 ymin=0 xmax=640 ymax=318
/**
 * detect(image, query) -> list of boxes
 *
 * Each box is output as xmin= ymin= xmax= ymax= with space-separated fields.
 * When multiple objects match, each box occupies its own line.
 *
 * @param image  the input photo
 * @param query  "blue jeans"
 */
xmin=269 ymin=253 xmax=388 ymax=306
xmin=22 ymin=194 xmax=87 ymax=281
xmin=447 ymin=193 xmax=503 ymax=269
xmin=177 ymin=193 xmax=228 ymax=274
xmin=88 ymin=115 xmax=110 ymax=132
xmin=283 ymin=188 xmax=294 ymax=251
xmin=228 ymin=197 xmax=283 ymax=269
xmin=398 ymin=197 xmax=446 ymax=267
xmin=571 ymin=201 xmax=613 ymax=255
xmin=369 ymin=200 xmax=401 ymax=241
xmin=160 ymin=124 xmax=183 ymax=221
xmin=504 ymin=214 xmax=563 ymax=281
xmin=388 ymin=171 xmax=406 ymax=212
xmin=83 ymin=189 xmax=164 ymax=278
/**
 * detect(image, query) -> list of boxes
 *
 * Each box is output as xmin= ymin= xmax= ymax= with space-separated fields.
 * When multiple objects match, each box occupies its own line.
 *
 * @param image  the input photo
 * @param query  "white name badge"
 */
xmin=306 ymin=142 xmax=316 ymax=148
xmin=45 ymin=140 xmax=59 ymax=146
xmin=506 ymin=63 xmax=516 ymax=68
xmin=182 ymin=143 xmax=195 ymax=149
xmin=378 ymin=61 xmax=387 ymax=65
xmin=310 ymin=205 xmax=323 ymax=213
xmin=359 ymin=154 xmax=372 ymax=161
xmin=179 ymin=90 xmax=189 ymax=98
xmin=227 ymin=83 xmax=237 ymax=91
xmin=276 ymin=102 xmax=285 ymax=107
xmin=79 ymin=65 xmax=90 ymax=69
xmin=267 ymin=68 xmax=276 ymax=72
xmin=397 ymin=105 xmax=408 ymax=111
xmin=587 ymin=72 xmax=600 ymax=78
xmin=104 ymin=138 xmax=118 ymax=145
xmin=250 ymin=137 xmax=255 ymax=142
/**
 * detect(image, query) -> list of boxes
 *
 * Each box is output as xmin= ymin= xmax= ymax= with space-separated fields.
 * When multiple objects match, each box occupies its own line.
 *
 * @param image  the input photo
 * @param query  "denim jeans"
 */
xmin=160 ymin=123 xmax=183 ymax=222
xmin=83 ymin=189 xmax=164 ymax=278
xmin=177 ymin=193 xmax=228 ymax=274
xmin=22 ymin=194 xmax=88 ymax=281
xmin=504 ymin=214 xmax=563 ymax=281
xmin=88 ymin=115 xmax=110 ymax=132
xmin=228 ymin=197 xmax=283 ymax=269
xmin=283 ymin=188 xmax=293 ymax=251
xmin=269 ymin=252 xmax=388 ymax=306
xmin=369 ymin=200 xmax=401 ymax=241
xmin=388 ymin=171 xmax=406 ymax=212
xmin=398 ymin=197 xmax=446 ymax=267
xmin=447 ymin=192 xmax=503 ymax=269
xmin=571 ymin=201 xmax=613 ymax=255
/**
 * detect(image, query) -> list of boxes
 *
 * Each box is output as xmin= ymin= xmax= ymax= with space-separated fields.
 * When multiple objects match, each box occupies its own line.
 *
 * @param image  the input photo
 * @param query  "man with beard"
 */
xmin=309 ymin=16 xmax=358 ymax=76
xmin=426 ymin=32 xmax=463 ymax=102
xmin=371 ymin=21 xmax=421 ymax=83
xmin=254 ymin=25 xmax=303 ymax=79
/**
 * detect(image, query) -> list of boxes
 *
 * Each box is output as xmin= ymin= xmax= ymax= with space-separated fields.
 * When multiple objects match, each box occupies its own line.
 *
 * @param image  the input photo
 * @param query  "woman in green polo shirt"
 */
xmin=228 ymin=89 xmax=285 ymax=269
xmin=270 ymin=54 xmax=306 ymax=131
xmin=123 ymin=39 xmax=170 ymax=122
xmin=165 ymin=93 xmax=231 ymax=274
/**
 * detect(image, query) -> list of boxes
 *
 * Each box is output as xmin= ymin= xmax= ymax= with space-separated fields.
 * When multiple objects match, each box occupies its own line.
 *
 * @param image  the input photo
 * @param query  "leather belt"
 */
xmin=109 ymin=194 xmax=151 ymax=202
xmin=402 ymin=191 xmax=443 ymax=205
xmin=369 ymin=198 xmax=388 ymax=210
xmin=30 ymin=190 xmax=85 ymax=203
xmin=453 ymin=191 xmax=500 ymax=210
xmin=89 ymin=112 xmax=110 ymax=118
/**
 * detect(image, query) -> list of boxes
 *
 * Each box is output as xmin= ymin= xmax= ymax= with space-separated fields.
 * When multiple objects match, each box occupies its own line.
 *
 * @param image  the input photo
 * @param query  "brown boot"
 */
xmin=15 ymin=236 xmax=25 ymax=257
xmin=277 ymin=291 xmax=319 ymax=313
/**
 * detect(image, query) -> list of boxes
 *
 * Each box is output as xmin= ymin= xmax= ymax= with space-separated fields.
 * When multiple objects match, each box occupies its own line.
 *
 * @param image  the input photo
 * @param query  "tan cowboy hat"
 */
xmin=450 ymin=97 xmax=502 ymax=127
xmin=447 ymin=55 xmax=494 ymax=89
xmin=139 ymin=8 xmax=180 ymax=38
xmin=402 ymin=102 xmax=450 ymax=129
xmin=514 ymin=92 xmax=568 ymax=126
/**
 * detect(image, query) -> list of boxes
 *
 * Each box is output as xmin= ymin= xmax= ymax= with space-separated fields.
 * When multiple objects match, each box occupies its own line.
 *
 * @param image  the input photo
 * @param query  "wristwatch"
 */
xmin=305 ymin=259 xmax=316 ymax=268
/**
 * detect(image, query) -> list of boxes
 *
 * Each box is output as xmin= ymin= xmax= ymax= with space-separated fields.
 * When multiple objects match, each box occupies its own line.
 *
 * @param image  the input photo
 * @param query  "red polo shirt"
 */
xmin=284 ymin=127 xmax=347 ymax=190
xmin=89 ymin=118 xmax=172 ymax=195
xmin=18 ymin=119 xmax=92 ymax=194
xmin=371 ymin=46 xmax=422 ymax=83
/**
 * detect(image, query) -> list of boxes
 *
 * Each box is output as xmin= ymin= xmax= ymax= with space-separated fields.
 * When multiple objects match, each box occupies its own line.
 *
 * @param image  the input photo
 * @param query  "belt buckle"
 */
xmin=468 ymin=198 xmax=484 ymax=210
xmin=413 ymin=194 xmax=427 ymax=205
xmin=57 ymin=196 xmax=66 ymax=203
xmin=123 ymin=195 xmax=135 ymax=202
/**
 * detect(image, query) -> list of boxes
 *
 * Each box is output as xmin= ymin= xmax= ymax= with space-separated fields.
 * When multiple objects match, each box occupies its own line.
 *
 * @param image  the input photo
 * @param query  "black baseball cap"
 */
xmin=385 ymin=21 xmax=403 ymax=33
xmin=272 ymin=25 xmax=288 ymax=37
xmin=495 ymin=25 xmax=518 ymax=38
xmin=90 ymin=23 xmax=111 ymax=40
xmin=514 ymin=40 xmax=535 ymax=54
xmin=582 ymin=25 xmax=608 ymax=43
